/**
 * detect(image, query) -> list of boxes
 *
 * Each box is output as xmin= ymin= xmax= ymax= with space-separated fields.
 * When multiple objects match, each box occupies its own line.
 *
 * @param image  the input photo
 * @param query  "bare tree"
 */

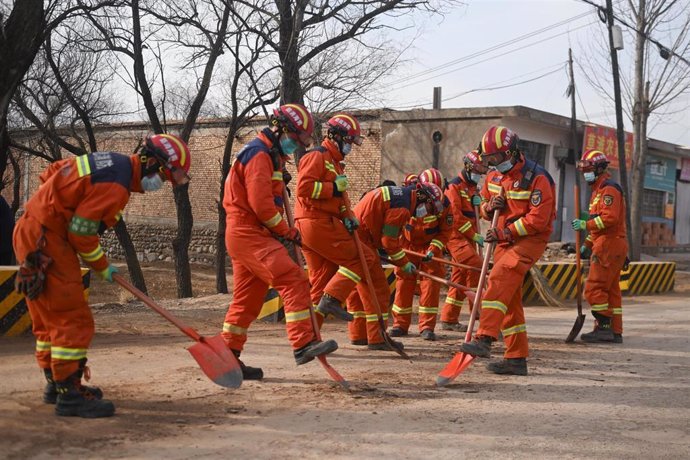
xmin=83 ymin=0 xmax=234 ymax=297
xmin=10 ymin=21 xmax=149 ymax=292
xmin=578 ymin=0 xmax=690 ymax=260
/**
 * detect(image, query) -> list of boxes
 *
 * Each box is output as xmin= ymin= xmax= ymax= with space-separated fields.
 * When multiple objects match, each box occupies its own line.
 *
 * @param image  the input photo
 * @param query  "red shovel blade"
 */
xmin=436 ymin=352 xmax=475 ymax=387
xmin=187 ymin=334 xmax=243 ymax=389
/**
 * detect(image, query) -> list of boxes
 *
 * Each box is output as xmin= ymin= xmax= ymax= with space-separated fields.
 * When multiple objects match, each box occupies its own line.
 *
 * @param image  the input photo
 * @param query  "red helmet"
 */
xmin=419 ymin=168 xmax=444 ymax=188
xmin=417 ymin=182 xmax=445 ymax=214
xmin=463 ymin=150 xmax=488 ymax=174
xmin=577 ymin=149 xmax=609 ymax=172
xmin=403 ymin=173 xmax=418 ymax=186
xmin=272 ymin=103 xmax=315 ymax=146
xmin=480 ymin=126 xmax=519 ymax=156
xmin=144 ymin=133 xmax=191 ymax=185
xmin=327 ymin=113 xmax=364 ymax=145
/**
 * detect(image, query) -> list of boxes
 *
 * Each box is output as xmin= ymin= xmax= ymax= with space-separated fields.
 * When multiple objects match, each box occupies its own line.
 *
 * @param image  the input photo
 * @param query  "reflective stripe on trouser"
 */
xmin=477 ymin=238 xmax=546 ymax=359
xmin=441 ymin=238 xmax=481 ymax=323
xmin=585 ymin=237 xmax=626 ymax=326
xmin=13 ymin=215 xmax=95 ymax=380
xmin=345 ymin=256 xmax=390 ymax=344
xmin=612 ymin=307 xmax=623 ymax=335
xmin=296 ymin=217 xmax=376 ymax=308
xmin=223 ymin=226 xmax=315 ymax=351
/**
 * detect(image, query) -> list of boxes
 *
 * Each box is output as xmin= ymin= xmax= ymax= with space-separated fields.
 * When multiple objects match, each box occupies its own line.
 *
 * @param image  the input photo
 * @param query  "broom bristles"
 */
xmin=529 ymin=266 xmax=566 ymax=307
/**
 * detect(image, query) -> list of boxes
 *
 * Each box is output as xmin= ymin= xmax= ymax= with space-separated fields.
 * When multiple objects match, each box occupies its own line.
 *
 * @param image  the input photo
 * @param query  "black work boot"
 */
xmin=388 ymin=327 xmax=408 ymax=337
xmin=43 ymin=365 xmax=103 ymax=404
xmin=54 ymin=371 xmax=115 ymax=418
xmin=294 ymin=339 xmax=338 ymax=365
xmin=581 ymin=316 xmax=615 ymax=343
xmin=441 ymin=322 xmax=467 ymax=332
xmin=232 ymin=350 xmax=264 ymax=380
xmin=420 ymin=329 xmax=437 ymax=341
xmin=350 ymin=339 xmax=368 ymax=346
xmin=315 ymin=294 xmax=354 ymax=321
xmin=367 ymin=339 xmax=404 ymax=351
xmin=459 ymin=335 xmax=493 ymax=358
xmin=486 ymin=358 xmax=528 ymax=376
xmin=613 ymin=334 xmax=623 ymax=344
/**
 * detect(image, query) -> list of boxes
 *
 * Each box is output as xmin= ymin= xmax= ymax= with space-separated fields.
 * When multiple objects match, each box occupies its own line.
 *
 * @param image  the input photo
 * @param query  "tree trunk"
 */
xmin=172 ymin=184 xmax=194 ymax=298
xmin=215 ymin=124 xmax=237 ymax=293
xmin=113 ymin=219 xmax=148 ymax=293
xmin=8 ymin=152 xmax=21 ymax=216
xmin=276 ymin=0 xmax=306 ymax=105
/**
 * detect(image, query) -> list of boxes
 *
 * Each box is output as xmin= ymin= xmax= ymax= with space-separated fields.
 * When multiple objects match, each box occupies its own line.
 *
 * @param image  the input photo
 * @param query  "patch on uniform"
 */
xmin=604 ymin=195 xmax=614 ymax=206
xmin=513 ymin=180 xmax=520 ymax=188
xmin=491 ymin=176 xmax=502 ymax=183
xmin=446 ymin=214 xmax=453 ymax=225
xmin=530 ymin=190 xmax=542 ymax=206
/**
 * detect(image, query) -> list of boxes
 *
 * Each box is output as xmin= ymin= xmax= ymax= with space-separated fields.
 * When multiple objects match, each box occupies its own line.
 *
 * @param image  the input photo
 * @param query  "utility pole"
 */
xmin=605 ymin=0 xmax=633 ymax=252
xmin=566 ymin=48 xmax=580 ymax=242
xmin=432 ymin=86 xmax=442 ymax=169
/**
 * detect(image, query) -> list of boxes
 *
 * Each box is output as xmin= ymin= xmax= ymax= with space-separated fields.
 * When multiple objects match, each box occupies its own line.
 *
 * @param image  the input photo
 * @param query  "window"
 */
xmin=642 ymin=189 xmax=665 ymax=218
xmin=517 ymin=140 xmax=547 ymax=165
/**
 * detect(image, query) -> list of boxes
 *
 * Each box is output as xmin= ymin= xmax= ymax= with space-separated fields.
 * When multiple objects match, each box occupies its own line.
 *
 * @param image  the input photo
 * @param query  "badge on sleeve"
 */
xmin=530 ymin=190 xmax=542 ymax=206
xmin=604 ymin=195 xmax=614 ymax=206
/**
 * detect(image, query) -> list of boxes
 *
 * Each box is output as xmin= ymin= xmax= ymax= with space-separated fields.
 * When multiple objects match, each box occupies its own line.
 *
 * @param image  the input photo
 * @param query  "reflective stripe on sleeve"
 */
xmin=263 ymin=212 xmax=283 ymax=228
xmin=458 ymin=221 xmax=472 ymax=233
xmin=311 ymin=181 xmax=323 ymax=199
xmin=79 ymin=245 xmax=104 ymax=262
xmin=591 ymin=303 xmax=609 ymax=312
xmin=514 ymin=218 xmax=528 ymax=236
xmin=36 ymin=340 xmax=51 ymax=352
xmin=76 ymin=155 xmax=92 ymax=177
xmin=430 ymin=239 xmax=444 ymax=250
xmin=594 ymin=216 xmax=605 ymax=229
xmin=389 ymin=250 xmax=405 ymax=261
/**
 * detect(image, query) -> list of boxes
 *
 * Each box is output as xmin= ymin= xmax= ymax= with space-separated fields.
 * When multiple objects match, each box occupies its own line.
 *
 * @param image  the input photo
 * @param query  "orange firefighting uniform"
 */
xmin=391 ymin=200 xmax=452 ymax=333
xmin=221 ymin=129 xmax=315 ymax=352
xmin=477 ymin=157 xmax=555 ymax=358
xmin=440 ymin=174 xmax=482 ymax=324
xmin=345 ymin=186 xmax=418 ymax=344
xmin=294 ymin=139 xmax=389 ymax=329
xmin=13 ymin=152 xmax=141 ymax=381
xmin=582 ymin=172 xmax=628 ymax=334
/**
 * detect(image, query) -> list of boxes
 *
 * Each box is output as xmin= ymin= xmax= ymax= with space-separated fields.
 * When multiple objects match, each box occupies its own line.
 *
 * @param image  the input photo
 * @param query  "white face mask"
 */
xmin=415 ymin=204 xmax=429 ymax=218
xmin=142 ymin=174 xmax=164 ymax=192
xmin=470 ymin=172 xmax=482 ymax=184
xmin=341 ymin=142 xmax=352 ymax=155
xmin=584 ymin=172 xmax=596 ymax=183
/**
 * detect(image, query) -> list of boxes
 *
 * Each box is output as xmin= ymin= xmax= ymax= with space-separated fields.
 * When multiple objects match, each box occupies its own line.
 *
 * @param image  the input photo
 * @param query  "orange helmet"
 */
xmin=577 ymin=149 xmax=609 ymax=172
xmin=403 ymin=173 xmax=418 ymax=186
xmin=143 ymin=133 xmax=191 ymax=185
xmin=480 ymin=126 xmax=519 ymax=157
xmin=463 ymin=150 xmax=488 ymax=174
xmin=327 ymin=113 xmax=364 ymax=145
xmin=419 ymin=168 xmax=444 ymax=188
xmin=272 ymin=103 xmax=314 ymax=146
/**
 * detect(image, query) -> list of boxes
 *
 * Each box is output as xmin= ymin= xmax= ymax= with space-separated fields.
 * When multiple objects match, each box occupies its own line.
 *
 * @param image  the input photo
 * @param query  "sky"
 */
xmin=374 ymin=0 xmax=690 ymax=147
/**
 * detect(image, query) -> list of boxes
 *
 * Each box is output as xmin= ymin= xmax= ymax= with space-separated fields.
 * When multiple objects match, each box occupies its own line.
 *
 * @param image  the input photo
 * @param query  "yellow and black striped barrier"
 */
xmin=522 ymin=261 xmax=675 ymax=303
xmin=0 ymin=267 xmax=91 ymax=337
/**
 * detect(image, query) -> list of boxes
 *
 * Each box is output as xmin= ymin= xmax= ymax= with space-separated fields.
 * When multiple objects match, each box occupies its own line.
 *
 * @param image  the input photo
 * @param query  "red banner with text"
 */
xmin=582 ymin=124 xmax=633 ymax=170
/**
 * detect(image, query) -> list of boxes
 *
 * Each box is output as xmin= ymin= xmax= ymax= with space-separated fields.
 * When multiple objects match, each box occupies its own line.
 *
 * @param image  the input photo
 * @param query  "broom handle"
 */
xmin=574 ymin=184 xmax=583 ymax=313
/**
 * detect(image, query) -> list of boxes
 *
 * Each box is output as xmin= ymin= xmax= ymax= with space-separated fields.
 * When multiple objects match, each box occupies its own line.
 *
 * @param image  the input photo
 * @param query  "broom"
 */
xmin=529 ymin=266 xmax=565 ymax=307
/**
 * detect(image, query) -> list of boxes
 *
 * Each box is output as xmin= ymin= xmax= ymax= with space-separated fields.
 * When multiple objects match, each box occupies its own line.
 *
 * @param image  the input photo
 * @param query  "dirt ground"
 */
xmin=1 ymin=263 xmax=689 ymax=459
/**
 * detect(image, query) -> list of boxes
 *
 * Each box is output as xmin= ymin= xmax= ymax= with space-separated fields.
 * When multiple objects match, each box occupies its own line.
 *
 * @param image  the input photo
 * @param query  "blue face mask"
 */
xmin=341 ymin=142 xmax=352 ymax=155
xmin=496 ymin=159 xmax=513 ymax=173
xmin=470 ymin=172 xmax=482 ymax=184
xmin=279 ymin=136 xmax=299 ymax=155
xmin=142 ymin=174 xmax=164 ymax=192
xmin=584 ymin=172 xmax=597 ymax=183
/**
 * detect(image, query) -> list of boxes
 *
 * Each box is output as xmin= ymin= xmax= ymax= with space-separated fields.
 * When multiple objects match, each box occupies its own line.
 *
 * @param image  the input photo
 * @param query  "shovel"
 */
xmin=113 ymin=274 xmax=243 ymax=388
xmin=403 ymin=248 xmax=482 ymax=273
xmin=565 ymin=184 xmax=586 ymax=342
xmin=413 ymin=269 xmax=476 ymax=306
xmin=436 ymin=191 xmax=502 ymax=386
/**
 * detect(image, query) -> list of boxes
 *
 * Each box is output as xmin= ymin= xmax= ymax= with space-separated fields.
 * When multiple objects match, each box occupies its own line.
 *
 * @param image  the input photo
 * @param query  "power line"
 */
xmin=576 ymin=0 xmax=690 ymax=66
xmin=387 ymin=9 xmax=595 ymax=87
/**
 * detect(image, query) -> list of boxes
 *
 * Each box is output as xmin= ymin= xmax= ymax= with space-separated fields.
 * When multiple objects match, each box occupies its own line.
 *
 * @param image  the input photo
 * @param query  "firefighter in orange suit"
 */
xmin=294 ymin=113 xmax=367 ymax=327
xmin=390 ymin=168 xmax=451 ymax=341
xmin=572 ymin=149 xmax=627 ymax=344
xmin=440 ymin=151 xmax=488 ymax=332
xmin=345 ymin=183 xmax=444 ymax=350
xmin=13 ymin=134 xmax=192 ymax=418
xmin=221 ymin=104 xmax=338 ymax=379
xmin=460 ymin=126 xmax=556 ymax=376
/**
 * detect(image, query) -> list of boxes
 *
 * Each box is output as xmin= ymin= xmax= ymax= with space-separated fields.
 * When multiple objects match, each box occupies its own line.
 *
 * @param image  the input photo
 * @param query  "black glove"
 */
xmin=15 ymin=250 xmax=53 ymax=300
xmin=486 ymin=195 xmax=506 ymax=213
xmin=285 ymin=227 xmax=302 ymax=247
